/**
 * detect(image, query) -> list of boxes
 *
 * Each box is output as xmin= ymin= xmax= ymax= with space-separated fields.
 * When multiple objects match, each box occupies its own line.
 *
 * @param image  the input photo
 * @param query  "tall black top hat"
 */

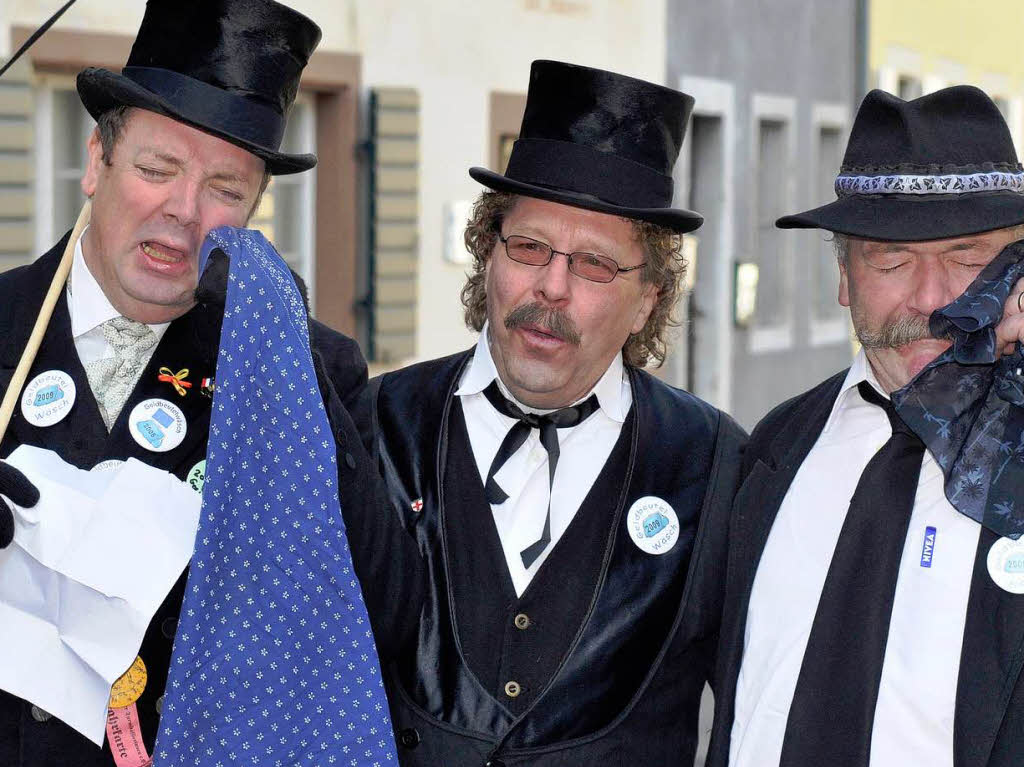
xmin=778 ymin=86 xmax=1024 ymax=241
xmin=77 ymin=0 xmax=321 ymax=175
xmin=470 ymin=60 xmax=702 ymax=233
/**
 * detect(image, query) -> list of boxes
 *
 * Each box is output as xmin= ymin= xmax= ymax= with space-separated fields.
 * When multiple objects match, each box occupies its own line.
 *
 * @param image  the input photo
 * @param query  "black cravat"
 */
xmin=779 ymin=381 xmax=926 ymax=767
xmin=481 ymin=380 xmax=600 ymax=568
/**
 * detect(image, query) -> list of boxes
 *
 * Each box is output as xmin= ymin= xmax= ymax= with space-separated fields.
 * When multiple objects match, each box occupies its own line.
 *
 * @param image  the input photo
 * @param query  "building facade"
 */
xmin=664 ymin=0 xmax=863 ymax=428
xmin=0 ymin=0 xmax=667 ymax=370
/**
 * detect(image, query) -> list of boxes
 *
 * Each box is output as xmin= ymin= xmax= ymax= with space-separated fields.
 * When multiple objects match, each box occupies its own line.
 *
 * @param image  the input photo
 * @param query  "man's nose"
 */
xmin=534 ymin=249 xmax=573 ymax=303
xmin=908 ymin=259 xmax=957 ymax=315
xmin=163 ymin=177 xmax=201 ymax=228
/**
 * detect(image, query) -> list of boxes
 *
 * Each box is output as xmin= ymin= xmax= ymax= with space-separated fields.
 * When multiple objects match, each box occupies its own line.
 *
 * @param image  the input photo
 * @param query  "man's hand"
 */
xmin=995 ymin=276 xmax=1024 ymax=357
xmin=0 ymin=461 xmax=38 ymax=549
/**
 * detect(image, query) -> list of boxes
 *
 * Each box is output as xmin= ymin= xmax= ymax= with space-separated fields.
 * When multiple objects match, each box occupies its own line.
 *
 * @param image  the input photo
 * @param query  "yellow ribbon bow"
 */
xmin=158 ymin=367 xmax=192 ymax=397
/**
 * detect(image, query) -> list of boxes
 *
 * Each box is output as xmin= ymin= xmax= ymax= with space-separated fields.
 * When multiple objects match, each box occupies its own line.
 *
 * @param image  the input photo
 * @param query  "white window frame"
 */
xmin=34 ymin=74 xmax=94 ymax=256
xmin=264 ymin=93 xmax=317 ymax=308
xmin=676 ymin=75 xmax=736 ymax=411
xmin=809 ymin=101 xmax=851 ymax=347
xmin=748 ymin=93 xmax=797 ymax=353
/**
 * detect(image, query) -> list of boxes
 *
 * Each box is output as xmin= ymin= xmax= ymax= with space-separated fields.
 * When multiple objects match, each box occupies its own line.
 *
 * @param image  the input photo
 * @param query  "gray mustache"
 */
xmin=504 ymin=302 xmax=582 ymax=346
xmin=857 ymin=314 xmax=936 ymax=349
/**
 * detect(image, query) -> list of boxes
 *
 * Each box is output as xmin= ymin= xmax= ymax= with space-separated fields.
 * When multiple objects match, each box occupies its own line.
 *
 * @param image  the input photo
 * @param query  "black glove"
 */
xmin=0 ymin=460 xmax=39 ymax=549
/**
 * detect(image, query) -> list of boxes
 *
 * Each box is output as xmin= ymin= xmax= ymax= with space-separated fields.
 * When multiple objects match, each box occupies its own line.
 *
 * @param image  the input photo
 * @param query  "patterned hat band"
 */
xmin=835 ymin=170 xmax=1024 ymax=198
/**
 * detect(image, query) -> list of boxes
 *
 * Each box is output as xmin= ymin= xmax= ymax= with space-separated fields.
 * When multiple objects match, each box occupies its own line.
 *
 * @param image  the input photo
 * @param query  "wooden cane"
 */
xmin=0 ymin=199 xmax=91 ymax=443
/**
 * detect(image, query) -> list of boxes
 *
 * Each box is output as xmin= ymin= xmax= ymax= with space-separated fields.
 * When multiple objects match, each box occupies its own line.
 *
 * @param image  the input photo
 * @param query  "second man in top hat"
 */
xmin=355 ymin=60 xmax=747 ymax=764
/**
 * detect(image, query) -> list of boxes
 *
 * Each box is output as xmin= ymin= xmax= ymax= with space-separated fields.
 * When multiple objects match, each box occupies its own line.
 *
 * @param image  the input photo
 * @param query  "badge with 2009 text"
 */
xmin=626 ymin=496 xmax=680 ymax=555
xmin=20 ymin=370 xmax=76 ymax=427
xmin=987 ymin=536 xmax=1024 ymax=594
xmin=128 ymin=398 xmax=187 ymax=452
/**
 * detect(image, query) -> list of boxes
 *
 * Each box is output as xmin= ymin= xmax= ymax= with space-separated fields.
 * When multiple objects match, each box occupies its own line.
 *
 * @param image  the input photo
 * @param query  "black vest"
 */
xmin=365 ymin=351 xmax=746 ymax=766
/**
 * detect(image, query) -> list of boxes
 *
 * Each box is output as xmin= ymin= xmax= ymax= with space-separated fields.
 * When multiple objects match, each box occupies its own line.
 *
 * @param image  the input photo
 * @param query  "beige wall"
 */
xmin=8 ymin=0 xmax=668 ymax=362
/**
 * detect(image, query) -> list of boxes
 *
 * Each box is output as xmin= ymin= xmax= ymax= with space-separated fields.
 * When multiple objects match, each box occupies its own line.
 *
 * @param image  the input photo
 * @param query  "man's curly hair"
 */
xmin=461 ymin=191 xmax=686 ymax=368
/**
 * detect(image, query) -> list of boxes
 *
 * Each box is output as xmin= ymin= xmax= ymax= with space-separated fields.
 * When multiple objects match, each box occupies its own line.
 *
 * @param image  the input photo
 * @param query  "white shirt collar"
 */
xmin=822 ymin=348 xmax=890 ymax=433
xmin=455 ymin=321 xmax=629 ymax=422
xmin=68 ymin=226 xmax=170 ymax=339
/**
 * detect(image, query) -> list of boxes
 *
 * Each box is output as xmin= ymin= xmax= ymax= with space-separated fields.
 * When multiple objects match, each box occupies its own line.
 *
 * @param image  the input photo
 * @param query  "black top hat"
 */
xmin=470 ymin=60 xmax=702 ymax=233
xmin=778 ymin=86 xmax=1024 ymax=241
xmin=77 ymin=0 xmax=321 ymax=175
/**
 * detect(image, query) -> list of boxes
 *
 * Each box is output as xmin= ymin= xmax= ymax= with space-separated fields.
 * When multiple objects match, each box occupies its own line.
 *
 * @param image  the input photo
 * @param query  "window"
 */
xmin=813 ymin=125 xmax=843 ymax=322
xmin=34 ymin=79 xmax=96 ymax=252
xmin=754 ymin=118 xmax=788 ymax=327
xmin=897 ymin=75 xmax=923 ymax=101
xmin=249 ymin=95 xmax=317 ymax=305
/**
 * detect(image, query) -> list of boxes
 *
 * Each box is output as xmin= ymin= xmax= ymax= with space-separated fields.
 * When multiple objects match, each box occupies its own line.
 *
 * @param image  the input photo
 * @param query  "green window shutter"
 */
xmin=0 ymin=57 xmax=34 ymax=273
xmin=369 ymin=88 xmax=419 ymax=363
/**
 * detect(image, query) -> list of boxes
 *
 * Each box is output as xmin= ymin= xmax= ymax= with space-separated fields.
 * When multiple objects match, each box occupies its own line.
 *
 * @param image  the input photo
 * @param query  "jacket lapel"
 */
xmin=954 ymin=526 xmax=1024 ymax=767
xmin=728 ymin=372 xmax=847 ymax=603
xmin=107 ymin=301 xmax=220 ymax=474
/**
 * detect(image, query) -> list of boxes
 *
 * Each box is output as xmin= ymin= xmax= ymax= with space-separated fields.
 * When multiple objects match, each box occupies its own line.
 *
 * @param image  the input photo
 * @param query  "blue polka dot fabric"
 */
xmin=154 ymin=227 xmax=397 ymax=765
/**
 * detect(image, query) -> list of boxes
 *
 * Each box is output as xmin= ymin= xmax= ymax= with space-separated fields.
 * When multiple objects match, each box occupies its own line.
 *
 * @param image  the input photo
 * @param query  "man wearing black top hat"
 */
xmin=706 ymin=86 xmax=1024 ymax=767
xmin=0 ymin=1 xmax=420 ymax=764
xmin=355 ymin=60 xmax=747 ymax=765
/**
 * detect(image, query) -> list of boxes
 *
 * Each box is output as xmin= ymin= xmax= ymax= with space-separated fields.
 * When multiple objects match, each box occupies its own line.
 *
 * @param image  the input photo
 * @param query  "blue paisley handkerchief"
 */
xmin=892 ymin=240 xmax=1024 ymax=540
xmin=155 ymin=227 xmax=397 ymax=765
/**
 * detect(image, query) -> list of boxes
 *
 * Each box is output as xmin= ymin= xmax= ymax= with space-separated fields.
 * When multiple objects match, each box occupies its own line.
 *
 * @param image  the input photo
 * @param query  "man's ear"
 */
xmin=81 ymin=128 xmax=104 ymax=198
xmin=631 ymin=282 xmax=659 ymax=335
xmin=838 ymin=259 xmax=850 ymax=308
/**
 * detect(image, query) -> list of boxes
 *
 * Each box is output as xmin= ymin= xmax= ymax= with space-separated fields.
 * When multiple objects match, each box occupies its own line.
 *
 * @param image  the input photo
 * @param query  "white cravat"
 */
xmin=455 ymin=323 xmax=630 ymax=596
xmin=67 ymin=228 xmax=170 ymax=427
xmin=730 ymin=350 xmax=981 ymax=767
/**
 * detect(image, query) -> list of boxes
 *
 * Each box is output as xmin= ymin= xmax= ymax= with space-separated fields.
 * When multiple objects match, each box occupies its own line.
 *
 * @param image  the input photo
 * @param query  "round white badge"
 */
xmin=20 ymin=370 xmax=76 ymax=427
xmin=92 ymin=459 xmax=124 ymax=473
xmin=626 ymin=496 xmax=680 ymax=555
xmin=186 ymin=460 xmax=206 ymax=494
xmin=987 ymin=536 xmax=1024 ymax=594
xmin=128 ymin=398 xmax=187 ymax=453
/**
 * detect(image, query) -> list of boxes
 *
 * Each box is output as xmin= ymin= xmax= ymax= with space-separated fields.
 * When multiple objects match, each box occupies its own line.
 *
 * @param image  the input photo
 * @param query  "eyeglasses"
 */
xmin=498 ymin=234 xmax=646 ymax=284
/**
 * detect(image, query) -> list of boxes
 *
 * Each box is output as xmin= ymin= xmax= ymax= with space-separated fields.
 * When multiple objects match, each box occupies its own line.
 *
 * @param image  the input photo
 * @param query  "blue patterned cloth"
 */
xmin=893 ymin=240 xmax=1024 ymax=540
xmin=154 ymin=227 xmax=396 ymax=765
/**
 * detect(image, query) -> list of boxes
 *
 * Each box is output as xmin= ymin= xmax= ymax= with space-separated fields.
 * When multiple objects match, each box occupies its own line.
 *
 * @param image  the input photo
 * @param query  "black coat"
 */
xmin=706 ymin=371 xmax=1024 ymax=767
xmin=0 ymin=234 xmax=422 ymax=767
xmin=356 ymin=350 xmax=747 ymax=766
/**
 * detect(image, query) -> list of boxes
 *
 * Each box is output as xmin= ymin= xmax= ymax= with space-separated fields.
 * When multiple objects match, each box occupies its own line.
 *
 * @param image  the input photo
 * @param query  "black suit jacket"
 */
xmin=0 ymin=234 xmax=422 ymax=766
xmin=706 ymin=371 xmax=1024 ymax=767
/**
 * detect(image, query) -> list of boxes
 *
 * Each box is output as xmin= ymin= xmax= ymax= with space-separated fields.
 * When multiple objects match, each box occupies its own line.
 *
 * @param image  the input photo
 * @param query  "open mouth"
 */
xmin=141 ymin=241 xmax=186 ymax=264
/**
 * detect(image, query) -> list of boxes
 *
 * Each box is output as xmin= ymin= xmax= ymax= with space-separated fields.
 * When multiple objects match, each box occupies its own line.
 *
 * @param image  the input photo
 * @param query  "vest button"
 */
xmin=344 ymin=452 xmax=356 ymax=469
xmin=513 ymin=613 xmax=530 ymax=630
xmin=504 ymin=680 xmax=521 ymax=698
xmin=485 ymin=761 xmax=506 ymax=767
xmin=31 ymin=705 xmax=52 ymax=722
xmin=155 ymin=694 xmax=165 ymax=715
xmin=161 ymin=616 xmax=178 ymax=638
xmin=398 ymin=727 xmax=420 ymax=748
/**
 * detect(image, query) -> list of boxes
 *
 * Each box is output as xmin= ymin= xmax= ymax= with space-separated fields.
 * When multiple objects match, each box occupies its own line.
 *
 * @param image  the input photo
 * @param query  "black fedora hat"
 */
xmin=778 ymin=86 xmax=1024 ymax=241
xmin=470 ymin=60 xmax=702 ymax=233
xmin=77 ymin=0 xmax=321 ymax=175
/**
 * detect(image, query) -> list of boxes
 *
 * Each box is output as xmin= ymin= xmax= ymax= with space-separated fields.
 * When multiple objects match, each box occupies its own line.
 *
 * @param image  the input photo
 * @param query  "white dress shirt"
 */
xmin=730 ymin=350 xmax=981 ymax=767
xmin=67 ymin=227 xmax=170 ymax=368
xmin=455 ymin=324 xmax=631 ymax=596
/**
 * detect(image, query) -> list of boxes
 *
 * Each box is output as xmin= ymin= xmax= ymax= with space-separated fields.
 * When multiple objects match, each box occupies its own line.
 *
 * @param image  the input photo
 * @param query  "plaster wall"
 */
xmin=667 ymin=0 xmax=859 ymax=427
xmin=10 ymin=0 xmax=666 ymax=361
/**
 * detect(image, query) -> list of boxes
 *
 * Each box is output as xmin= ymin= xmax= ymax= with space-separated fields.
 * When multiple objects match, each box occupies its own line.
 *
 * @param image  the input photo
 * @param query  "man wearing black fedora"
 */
xmin=0 ymin=1 xmax=421 ymax=764
xmin=706 ymin=86 xmax=1024 ymax=767
xmin=355 ymin=60 xmax=746 ymax=765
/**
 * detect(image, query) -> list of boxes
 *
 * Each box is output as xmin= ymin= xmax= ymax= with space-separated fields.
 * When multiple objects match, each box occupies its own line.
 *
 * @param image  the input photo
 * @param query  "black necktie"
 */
xmin=481 ymin=380 xmax=600 ymax=568
xmin=779 ymin=381 xmax=926 ymax=767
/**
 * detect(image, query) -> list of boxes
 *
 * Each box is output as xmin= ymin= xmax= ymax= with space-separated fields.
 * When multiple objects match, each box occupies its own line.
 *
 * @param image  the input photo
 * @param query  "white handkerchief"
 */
xmin=0 ymin=446 xmax=201 ymax=745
